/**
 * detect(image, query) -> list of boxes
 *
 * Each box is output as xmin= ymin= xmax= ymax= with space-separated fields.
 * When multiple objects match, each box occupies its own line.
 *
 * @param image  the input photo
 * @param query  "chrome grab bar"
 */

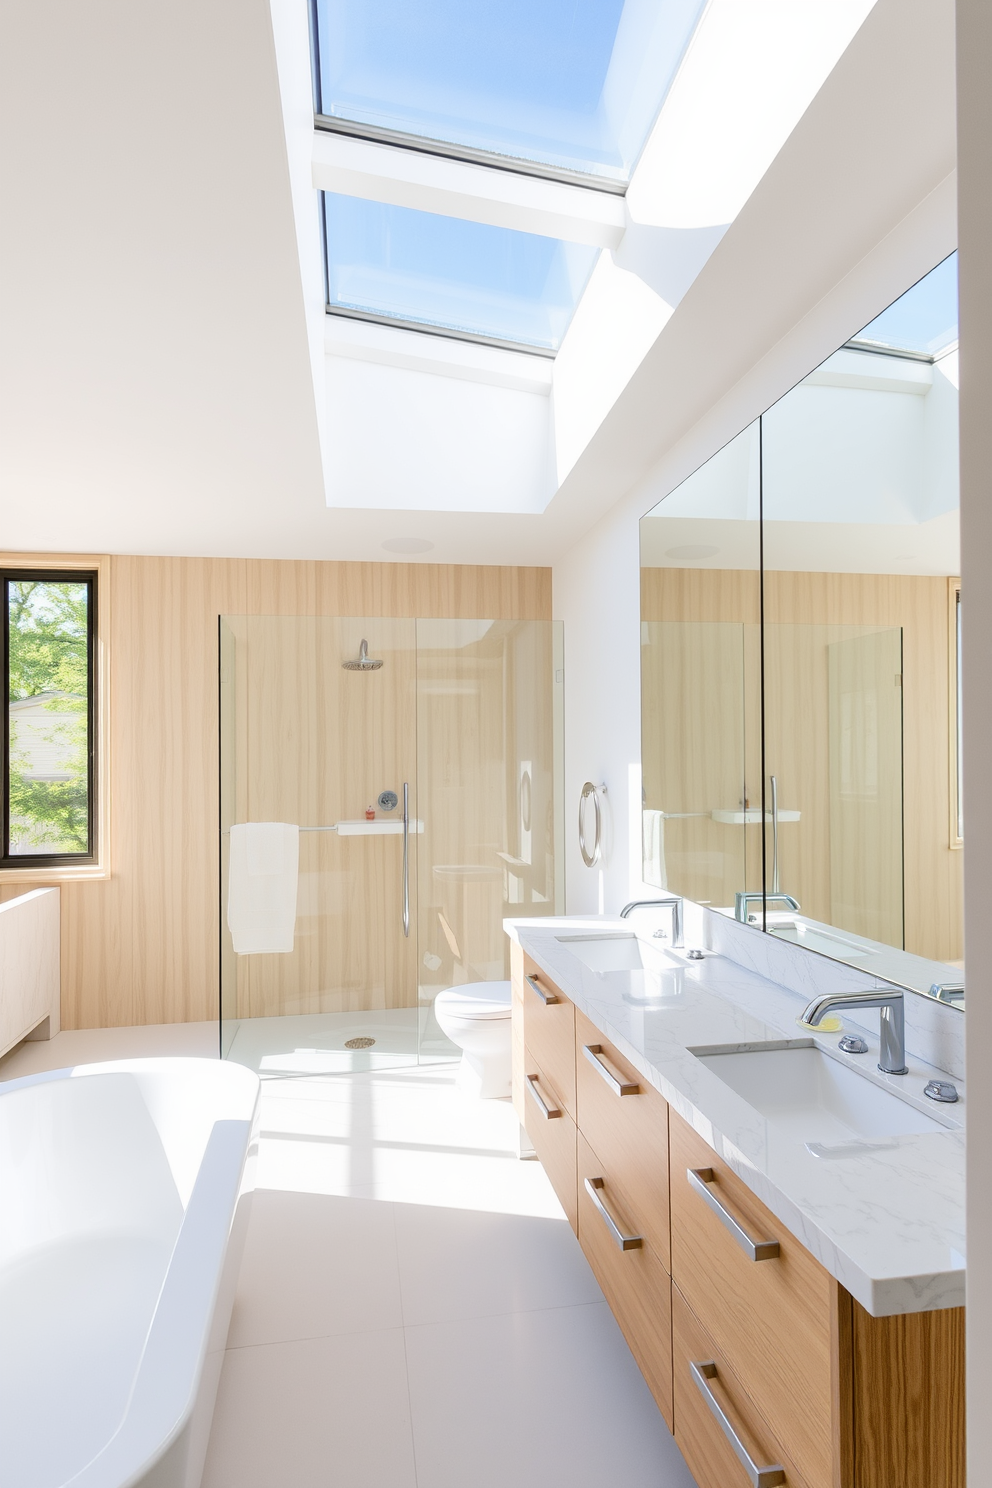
xmin=687 ymin=1168 xmax=780 ymax=1262
xmin=578 ymin=781 xmax=603 ymax=867
xmin=402 ymin=782 xmax=410 ymax=938
xmin=584 ymin=1177 xmax=642 ymax=1251
xmin=526 ymin=1074 xmax=561 ymax=1120
xmin=526 ymin=973 xmax=558 ymax=1005
xmin=583 ymin=1043 xmax=638 ymax=1097
xmin=690 ymin=1361 xmax=786 ymax=1487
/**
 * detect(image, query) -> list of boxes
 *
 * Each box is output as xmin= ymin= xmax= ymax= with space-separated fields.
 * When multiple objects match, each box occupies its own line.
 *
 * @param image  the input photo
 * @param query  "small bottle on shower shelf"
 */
xmin=365 ymin=805 xmax=376 ymax=821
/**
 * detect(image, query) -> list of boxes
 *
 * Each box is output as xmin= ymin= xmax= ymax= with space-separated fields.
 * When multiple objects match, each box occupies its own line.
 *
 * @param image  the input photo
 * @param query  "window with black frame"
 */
xmin=2 ymin=571 xmax=97 ymax=865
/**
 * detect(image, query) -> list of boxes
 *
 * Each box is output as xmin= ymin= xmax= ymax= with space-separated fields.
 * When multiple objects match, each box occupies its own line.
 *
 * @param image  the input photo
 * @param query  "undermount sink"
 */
xmin=691 ymin=1040 xmax=957 ymax=1143
xmin=556 ymin=932 xmax=683 ymax=974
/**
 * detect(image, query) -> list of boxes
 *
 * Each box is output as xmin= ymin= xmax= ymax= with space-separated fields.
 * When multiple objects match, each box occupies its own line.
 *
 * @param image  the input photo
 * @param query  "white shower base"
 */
xmin=223 ymin=1006 xmax=459 ymax=1078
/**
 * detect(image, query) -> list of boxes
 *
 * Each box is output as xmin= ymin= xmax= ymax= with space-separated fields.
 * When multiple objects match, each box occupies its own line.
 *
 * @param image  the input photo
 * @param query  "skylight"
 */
xmin=322 ymin=192 xmax=599 ymax=352
xmin=849 ymin=252 xmax=958 ymax=359
xmin=312 ymin=0 xmax=707 ymax=185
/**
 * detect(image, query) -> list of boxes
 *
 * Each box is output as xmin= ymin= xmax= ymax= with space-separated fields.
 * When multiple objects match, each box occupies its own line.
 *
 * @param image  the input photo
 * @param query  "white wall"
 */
xmin=957 ymin=0 xmax=992 ymax=1470
xmin=554 ymin=176 xmax=956 ymax=915
xmin=324 ymin=356 xmax=553 ymax=514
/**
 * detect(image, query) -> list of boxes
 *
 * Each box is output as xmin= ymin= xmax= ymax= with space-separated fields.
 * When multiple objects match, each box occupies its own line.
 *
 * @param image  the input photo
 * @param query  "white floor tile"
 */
xmin=0 ymin=1021 xmax=217 ymax=1082
xmin=394 ymin=1203 xmax=604 ymax=1327
xmin=202 ymin=1329 xmax=418 ymax=1488
xmin=404 ymin=1302 xmax=697 ymax=1488
xmin=229 ymin=1191 xmax=403 ymax=1347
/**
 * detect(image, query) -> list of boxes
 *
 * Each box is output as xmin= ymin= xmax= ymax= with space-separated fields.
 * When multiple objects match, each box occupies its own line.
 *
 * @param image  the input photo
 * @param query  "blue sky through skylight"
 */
xmin=315 ymin=0 xmax=707 ymax=180
xmin=854 ymin=253 xmax=958 ymax=356
xmin=323 ymin=194 xmax=599 ymax=350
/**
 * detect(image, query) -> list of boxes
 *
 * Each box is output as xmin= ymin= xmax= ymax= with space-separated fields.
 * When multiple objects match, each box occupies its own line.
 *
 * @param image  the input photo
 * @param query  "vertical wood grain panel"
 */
xmin=851 ymin=1301 xmax=965 ymax=1488
xmin=33 ymin=557 xmax=548 ymax=1030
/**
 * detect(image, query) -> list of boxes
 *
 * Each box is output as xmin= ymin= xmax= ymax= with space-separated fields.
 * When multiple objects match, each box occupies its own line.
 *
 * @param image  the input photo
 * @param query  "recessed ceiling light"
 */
xmin=381 ymin=538 xmax=435 ymax=554
xmin=665 ymin=543 xmax=720 ymax=560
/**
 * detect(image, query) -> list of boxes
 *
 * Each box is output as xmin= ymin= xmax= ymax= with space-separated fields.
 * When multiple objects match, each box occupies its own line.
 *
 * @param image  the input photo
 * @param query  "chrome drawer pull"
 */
xmin=584 ymin=1176 xmax=643 ymax=1251
xmin=526 ymin=973 xmax=558 ymax=1005
xmin=687 ymin=1168 xmax=780 ymax=1262
xmin=690 ymin=1360 xmax=785 ymax=1488
xmin=583 ymin=1043 xmax=638 ymax=1097
xmin=526 ymin=1074 xmax=562 ymax=1120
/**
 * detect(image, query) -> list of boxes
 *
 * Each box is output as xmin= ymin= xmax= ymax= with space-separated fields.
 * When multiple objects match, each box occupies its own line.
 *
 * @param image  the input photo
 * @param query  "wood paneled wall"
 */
xmin=0 ymin=556 xmax=551 ymax=1030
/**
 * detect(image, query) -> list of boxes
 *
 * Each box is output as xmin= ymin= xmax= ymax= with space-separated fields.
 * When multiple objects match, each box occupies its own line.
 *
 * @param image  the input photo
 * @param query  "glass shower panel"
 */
xmin=220 ymin=616 xmax=419 ymax=1075
xmin=415 ymin=619 xmax=563 ymax=1061
xmin=219 ymin=615 xmax=563 ymax=1075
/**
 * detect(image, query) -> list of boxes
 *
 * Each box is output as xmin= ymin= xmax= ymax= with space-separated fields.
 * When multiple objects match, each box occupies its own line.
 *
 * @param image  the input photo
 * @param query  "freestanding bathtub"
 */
xmin=0 ymin=1057 xmax=260 ymax=1488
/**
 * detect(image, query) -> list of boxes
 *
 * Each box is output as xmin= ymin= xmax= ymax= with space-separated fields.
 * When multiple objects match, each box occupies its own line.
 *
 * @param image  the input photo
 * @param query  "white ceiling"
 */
xmin=0 ymin=0 xmax=956 ymax=567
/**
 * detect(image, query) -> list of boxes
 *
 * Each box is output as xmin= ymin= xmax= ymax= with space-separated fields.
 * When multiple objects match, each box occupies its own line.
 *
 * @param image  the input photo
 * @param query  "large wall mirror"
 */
xmin=640 ymin=254 xmax=963 ymax=1009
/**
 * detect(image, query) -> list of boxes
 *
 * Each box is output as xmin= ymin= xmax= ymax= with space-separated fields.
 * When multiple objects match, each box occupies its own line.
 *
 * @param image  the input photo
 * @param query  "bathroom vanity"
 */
xmin=507 ymin=917 xmax=965 ymax=1488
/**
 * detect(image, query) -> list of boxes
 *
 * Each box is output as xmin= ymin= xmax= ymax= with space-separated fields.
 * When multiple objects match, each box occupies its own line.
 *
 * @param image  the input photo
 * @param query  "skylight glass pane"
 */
xmin=852 ymin=252 xmax=958 ymax=357
xmin=315 ymin=0 xmax=707 ymax=182
xmin=322 ymin=193 xmax=599 ymax=350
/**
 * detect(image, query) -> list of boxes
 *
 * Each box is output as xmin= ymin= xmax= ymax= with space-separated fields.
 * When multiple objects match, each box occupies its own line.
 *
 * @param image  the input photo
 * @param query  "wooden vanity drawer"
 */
xmin=669 ymin=1111 xmax=837 ymax=1488
xmin=523 ymin=1056 xmax=577 ymax=1231
xmin=576 ymin=1133 xmax=673 ymax=1429
xmin=574 ymin=1009 xmax=670 ymax=1270
xmin=673 ymin=1285 xmax=811 ymax=1488
xmin=522 ymin=954 xmax=575 ymax=1119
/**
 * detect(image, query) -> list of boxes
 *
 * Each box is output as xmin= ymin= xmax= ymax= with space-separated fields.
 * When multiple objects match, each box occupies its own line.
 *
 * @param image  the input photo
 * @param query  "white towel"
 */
xmin=227 ymin=822 xmax=300 ymax=954
xmin=642 ymin=809 xmax=667 ymax=890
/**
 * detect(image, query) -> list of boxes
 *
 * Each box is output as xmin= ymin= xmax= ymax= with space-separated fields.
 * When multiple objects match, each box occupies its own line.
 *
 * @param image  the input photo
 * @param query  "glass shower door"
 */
xmin=220 ymin=616 xmax=421 ymax=1073
xmin=219 ymin=614 xmax=563 ymax=1076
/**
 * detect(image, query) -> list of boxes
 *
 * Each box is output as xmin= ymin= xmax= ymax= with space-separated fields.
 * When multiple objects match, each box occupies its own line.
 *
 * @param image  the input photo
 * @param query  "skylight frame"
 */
xmin=309 ymin=0 xmax=709 ymax=195
xmin=313 ymin=112 xmax=630 ymax=196
xmin=320 ymin=191 xmax=599 ymax=358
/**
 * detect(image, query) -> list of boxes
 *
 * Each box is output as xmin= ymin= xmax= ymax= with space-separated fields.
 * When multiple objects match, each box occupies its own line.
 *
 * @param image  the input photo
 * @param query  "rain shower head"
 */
xmin=342 ymin=639 xmax=383 ymax=671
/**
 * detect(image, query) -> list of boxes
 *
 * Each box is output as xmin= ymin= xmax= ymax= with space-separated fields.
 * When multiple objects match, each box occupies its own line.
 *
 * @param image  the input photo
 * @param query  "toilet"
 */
xmin=433 ymin=980 xmax=512 ymax=1098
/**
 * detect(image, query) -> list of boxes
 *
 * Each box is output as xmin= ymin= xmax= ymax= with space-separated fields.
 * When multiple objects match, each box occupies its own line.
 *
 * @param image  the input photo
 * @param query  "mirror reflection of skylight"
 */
xmin=849 ymin=252 xmax=958 ymax=358
xmin=322 ymin=193 xmax=599 ymax=352
xmin=313 ymin=0 xmax=707 ymax=184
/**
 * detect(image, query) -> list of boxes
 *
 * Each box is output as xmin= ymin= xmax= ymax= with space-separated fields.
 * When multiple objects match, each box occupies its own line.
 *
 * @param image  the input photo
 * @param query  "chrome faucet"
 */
xmin=734 ymin=891 xmax=800 ymax=924
xmin=801 ymin=989 xmax=908 ymax=1075
xmin=620 ymin=896 xmax=683 ymax=948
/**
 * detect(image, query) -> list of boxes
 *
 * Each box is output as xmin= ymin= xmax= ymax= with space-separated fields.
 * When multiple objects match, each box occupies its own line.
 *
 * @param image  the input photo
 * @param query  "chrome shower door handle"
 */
xmin=402 ymin=781 xmax=410 ymax=938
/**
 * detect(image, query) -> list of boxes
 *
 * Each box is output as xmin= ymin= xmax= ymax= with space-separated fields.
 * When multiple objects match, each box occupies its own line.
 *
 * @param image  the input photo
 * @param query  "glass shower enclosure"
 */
xmin=219 ymin=616 xmax=563 ymax=1076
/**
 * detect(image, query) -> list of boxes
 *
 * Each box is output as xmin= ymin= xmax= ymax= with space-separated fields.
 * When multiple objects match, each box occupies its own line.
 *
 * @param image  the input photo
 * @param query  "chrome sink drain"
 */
xmin=344 ymin=1036 xmax=376 ymax=1050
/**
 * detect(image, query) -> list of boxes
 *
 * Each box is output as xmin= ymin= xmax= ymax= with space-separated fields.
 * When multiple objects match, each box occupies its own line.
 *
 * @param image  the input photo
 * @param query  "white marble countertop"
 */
xmin=506 ymin=914 xmax=965 ymax=1318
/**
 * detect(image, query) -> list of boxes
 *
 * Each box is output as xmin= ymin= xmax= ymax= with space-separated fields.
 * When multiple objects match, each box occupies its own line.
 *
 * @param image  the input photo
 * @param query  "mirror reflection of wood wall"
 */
xmin=641 ymin=567 xmax=963 ymax=963
xmin=640 ymin=569 xmax=761 ymax=911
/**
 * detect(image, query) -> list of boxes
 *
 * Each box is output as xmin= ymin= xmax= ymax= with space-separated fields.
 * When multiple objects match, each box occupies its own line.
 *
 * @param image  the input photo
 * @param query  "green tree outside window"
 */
xmin=7 ymin=580 xmax=91 ymax=856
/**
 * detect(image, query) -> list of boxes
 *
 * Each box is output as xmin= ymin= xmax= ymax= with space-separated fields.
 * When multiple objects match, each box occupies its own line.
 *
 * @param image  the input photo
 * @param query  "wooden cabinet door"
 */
xmin=576 ymin=1133 xmax=674 ymax=1429
xmin=670 ymin=1112 xmax=839 ymax=1488
xmin=574 ymin=1008 xmax=670 ymax=1269
xmin=521 ymin=954 xmax=575 ymax=1119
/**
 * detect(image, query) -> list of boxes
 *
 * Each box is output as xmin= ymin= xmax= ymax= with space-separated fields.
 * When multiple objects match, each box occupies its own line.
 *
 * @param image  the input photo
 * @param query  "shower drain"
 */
xmin=344 ymin=1036 xmax=376 ymax=1049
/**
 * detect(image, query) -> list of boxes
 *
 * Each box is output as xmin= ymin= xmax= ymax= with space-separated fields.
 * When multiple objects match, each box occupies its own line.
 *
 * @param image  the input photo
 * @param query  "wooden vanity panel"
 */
xmin=523 ymin=1057 xmax=577 ymax=1231
xmin=521 ymin=954 xmax=575 ymax=1119
xmin=673 ymin=1285 xmax=813 ymax=1488
xmin=851 ymin=1301 xmax=965 ymax=1488
xmin=574 ymin=1009 xmax=671 ymax=1270
xmin=576 ymin=1133 xmax=674 ymax=1430
xmin=669 ymin=1111 xmax=837 ymax=1488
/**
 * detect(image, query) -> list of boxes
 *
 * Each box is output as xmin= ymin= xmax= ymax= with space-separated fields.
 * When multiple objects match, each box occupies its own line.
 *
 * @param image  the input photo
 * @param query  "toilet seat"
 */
xmin=434 ymin=981 xmax=511 ymax=1021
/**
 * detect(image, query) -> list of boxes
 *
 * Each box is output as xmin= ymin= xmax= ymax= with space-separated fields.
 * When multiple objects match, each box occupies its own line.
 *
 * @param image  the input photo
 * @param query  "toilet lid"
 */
xmin=434 ymin=980 xmax=512 ymax=1020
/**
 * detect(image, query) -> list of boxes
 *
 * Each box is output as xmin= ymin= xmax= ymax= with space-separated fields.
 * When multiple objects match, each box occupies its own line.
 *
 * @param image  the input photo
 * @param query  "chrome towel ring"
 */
xmin=579 ymin=781 xmax=605 ymax=867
